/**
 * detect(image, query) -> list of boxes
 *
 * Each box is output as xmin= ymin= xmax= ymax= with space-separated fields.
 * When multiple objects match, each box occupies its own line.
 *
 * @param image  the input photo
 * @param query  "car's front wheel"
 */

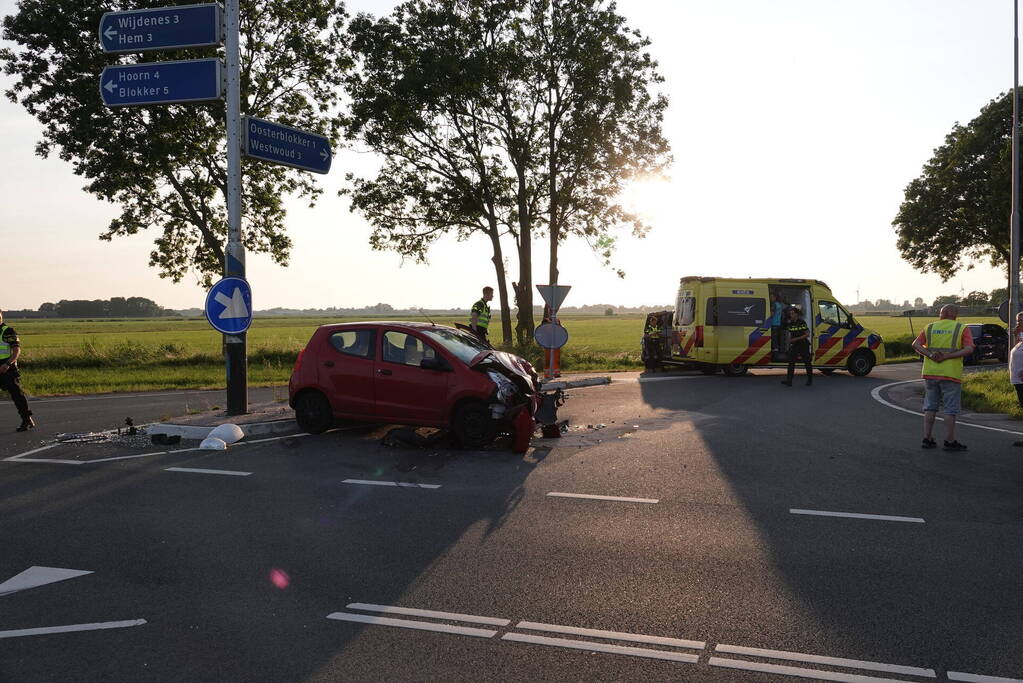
xmin=294 ymin=391 xmax=333 ymax=434
xmin=451 ymin=401 xmax=499 ymax=448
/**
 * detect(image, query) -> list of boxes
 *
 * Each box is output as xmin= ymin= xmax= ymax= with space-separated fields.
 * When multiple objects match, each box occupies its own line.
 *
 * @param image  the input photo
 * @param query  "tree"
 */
xmin=2 ymin=0 xmax=350 ymax=285
xmin=962 ymin=290 xmax=989 ymax=307
xmin=932 ymin=294 xmax=961 ymax=308
xmin=990 ymin=287 xmax=1008 ymax=306
xmin=893 ymin=92 xmax=1014 ymax=280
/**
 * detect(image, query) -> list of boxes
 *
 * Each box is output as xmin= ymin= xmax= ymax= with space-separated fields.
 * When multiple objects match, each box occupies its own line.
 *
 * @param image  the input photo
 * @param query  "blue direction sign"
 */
xmin=242 ymin=116 xmax=332 ymax=174
xmin=100 ymin=58 xmax=222 ymax=107
xmin=99 ymin=3 xmax=223 ymax=54
xmin=205 ymin=277 xmax=252 ymax=335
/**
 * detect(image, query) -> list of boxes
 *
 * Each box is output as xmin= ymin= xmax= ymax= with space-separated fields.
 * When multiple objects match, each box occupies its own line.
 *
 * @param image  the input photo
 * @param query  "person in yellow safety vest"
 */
xmin=644 ymin=312 xmax=663 ymax=371
xmin=470 ymin=286 xmax=494 ymax=344
xmin=0 ymin=310 xmax=34 ymax=431
xmin=911 ymin=304 xmax=974 ymax=451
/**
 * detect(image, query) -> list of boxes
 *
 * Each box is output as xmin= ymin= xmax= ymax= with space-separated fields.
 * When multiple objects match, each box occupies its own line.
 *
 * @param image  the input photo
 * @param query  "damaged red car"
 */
xmin=288 ymin=322 xmax=540 ymax=450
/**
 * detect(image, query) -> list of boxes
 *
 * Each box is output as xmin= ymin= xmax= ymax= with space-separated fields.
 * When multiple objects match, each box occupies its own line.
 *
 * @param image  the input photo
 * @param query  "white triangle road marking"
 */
xmin=0 ymin=566 xmax=92 ymax=597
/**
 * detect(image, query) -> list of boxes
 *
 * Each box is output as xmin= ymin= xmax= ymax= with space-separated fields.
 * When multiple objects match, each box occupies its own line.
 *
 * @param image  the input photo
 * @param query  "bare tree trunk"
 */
xmin=515 ymin=173 xmax=535 ymax=343
xmin=486 ymin=217 xmax=513 ymax=345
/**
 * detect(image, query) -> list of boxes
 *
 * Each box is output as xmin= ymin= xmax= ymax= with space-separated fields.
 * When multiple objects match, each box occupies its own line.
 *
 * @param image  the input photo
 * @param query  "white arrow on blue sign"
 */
xmin=100 ymin=58 xmax=222 ymax=108
xmin=205 ymin=277 xmax=253 ymax=335
xmin=98 ymin=3 xmax=222 ymax=54
xmin=242 ymin=116 xmax=332 ymax=174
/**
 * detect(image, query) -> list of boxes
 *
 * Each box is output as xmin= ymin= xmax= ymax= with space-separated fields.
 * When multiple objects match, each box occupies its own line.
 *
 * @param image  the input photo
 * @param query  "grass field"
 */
xmin=2 ymin=313 xmax=1004 ymax=396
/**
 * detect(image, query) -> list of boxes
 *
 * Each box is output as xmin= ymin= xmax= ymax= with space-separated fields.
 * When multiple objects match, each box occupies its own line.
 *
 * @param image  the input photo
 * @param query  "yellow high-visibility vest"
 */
xmin=921 ymin=319 xmax=964 ymax=381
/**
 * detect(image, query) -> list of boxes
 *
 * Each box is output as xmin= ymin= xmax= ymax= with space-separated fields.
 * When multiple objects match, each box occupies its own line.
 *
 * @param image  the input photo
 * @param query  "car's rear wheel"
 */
xmin=721 ymin=363 xmax=748 ymax=377
xmin=451 ymin=401 xmax=499 ymax=448
xmin=294 ymin=391 xmax=333 ymax=434
xmin=846 ymin=350 xmax=875 ymax=377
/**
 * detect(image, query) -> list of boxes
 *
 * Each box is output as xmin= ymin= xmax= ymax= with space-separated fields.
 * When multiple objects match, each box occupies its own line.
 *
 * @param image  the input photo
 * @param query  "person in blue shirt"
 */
xmin=767 ymin=292 xmax=785 ymax=352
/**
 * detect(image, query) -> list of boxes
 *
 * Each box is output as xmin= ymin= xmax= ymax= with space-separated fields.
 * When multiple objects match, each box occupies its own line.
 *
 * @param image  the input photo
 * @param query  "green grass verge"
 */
xmin=961 ymin=369 xmax=1023 ymax=418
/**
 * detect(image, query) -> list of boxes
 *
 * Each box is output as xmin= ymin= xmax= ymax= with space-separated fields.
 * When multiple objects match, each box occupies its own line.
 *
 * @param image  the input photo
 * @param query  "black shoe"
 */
xmin=16 ymin=416 xmax=35 ymax=432
xmin=921 ymin=437 xmax=936 ymax=449
xmin=781 ymin=380 xmax=792 ymax=386
xmin=943 ymin=440 xmax=967 ymax=451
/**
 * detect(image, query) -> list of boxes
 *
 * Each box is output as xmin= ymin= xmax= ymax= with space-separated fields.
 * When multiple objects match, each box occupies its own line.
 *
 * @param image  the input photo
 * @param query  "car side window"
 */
xmin=329 ymin=330 xmax=376 ymax=359
xmin=818 ymin=301 xmax=840 ymax=326
xmin=382 ymin=331 xmax=438 ymax=367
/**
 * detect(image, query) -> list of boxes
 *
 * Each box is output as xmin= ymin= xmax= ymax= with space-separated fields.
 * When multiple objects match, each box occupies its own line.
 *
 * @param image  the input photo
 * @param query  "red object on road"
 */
xmin=288 ymin=321 xmax=539 ymax=450
xmin=511 ymin=406 xmax=535 ymax=453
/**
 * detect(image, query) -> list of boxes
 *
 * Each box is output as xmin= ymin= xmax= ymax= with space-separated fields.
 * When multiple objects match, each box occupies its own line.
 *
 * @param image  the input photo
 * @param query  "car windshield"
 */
xmin=421 ymin=327 xmax=491 ymax=365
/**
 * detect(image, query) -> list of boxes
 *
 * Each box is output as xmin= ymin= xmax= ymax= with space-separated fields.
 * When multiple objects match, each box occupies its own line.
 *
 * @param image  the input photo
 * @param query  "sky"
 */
xmin=0 ymin=0 xmax=1018 ymax=311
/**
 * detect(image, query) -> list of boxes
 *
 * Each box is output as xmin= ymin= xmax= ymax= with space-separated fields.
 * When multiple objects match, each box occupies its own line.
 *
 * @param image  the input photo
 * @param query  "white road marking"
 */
xmin=948 ymin=673 xmax=1023 ymax=683
xmin=715 ymin=644 xmax=935 ymax=677
xmin=502 ymin=632 xmax=699 ymax=663
xmin=346 ymin=603 xmax=509 ymax=626
xmin=0 ymin=619 xmax=146 ymax=639
xmin=789 ymin=508 xmax=925 ymax=524
xmin=326 ymin=612 xmax=496 ymax=637
xmin=342 ymin=479 xmax=441 ymax=489
xmin=0 ymin=567 xmax=92 ymax=597
xmin=871 ymin=380 xmax=1023 ymax=436
xmin=515 ymin=621 xmax=703 ymax=649
xmin=165 ymin=467 xmax=252 ymax=477
xmin=547 ymin=492 xmax=658 ymax=504
xmin=710 ymin=656 xmax=915 ymax=682
xmin=2 ymin=443 xmax=78 ymax=464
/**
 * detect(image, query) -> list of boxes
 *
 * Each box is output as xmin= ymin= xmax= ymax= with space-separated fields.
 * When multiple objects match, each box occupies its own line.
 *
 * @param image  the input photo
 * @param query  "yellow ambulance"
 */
xmin=669 ymin=277 xmax=884 ymax=376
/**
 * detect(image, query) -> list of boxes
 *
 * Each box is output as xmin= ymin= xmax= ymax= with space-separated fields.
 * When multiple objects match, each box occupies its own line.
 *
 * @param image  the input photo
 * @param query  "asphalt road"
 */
xmin=1 ymin=363 xmax=1021 ymax=682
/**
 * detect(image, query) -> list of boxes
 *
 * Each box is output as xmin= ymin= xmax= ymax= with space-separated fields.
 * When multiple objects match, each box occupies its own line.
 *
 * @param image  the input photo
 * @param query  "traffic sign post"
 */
xmin=536 ymin=284 xmax=571 ymax=380
xmin=242 ymin=117 xmax=332 ymax=174
xmin=223 ymin=0 xmax=246 ymax=415
xmin=99 ymin=4 xmax=222 ymax=53
xmin=205 ymin=277 xmax=252 ymax=335
xmin=99 ymin=58 xmax=222 ymax=107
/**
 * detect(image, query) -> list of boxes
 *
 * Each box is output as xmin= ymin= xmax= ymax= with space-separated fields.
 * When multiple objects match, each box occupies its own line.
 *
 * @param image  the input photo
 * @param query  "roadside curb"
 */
xmin=147 ymin=419 xmax=300 ymax=441
xmin=873 ymin=378 xmax=1023 ymax=436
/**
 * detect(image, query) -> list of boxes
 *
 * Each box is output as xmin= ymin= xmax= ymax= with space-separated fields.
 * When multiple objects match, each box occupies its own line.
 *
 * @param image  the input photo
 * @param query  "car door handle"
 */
xmin=377 ymin=368 xmax=392 ymax=376
xmin=323 ymin=361 xmax=334 ymax=368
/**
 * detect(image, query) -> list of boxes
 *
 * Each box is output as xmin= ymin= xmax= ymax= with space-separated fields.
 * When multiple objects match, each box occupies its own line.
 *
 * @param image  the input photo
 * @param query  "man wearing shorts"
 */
xmin=911 ymin=304 xmax=974 ymax=451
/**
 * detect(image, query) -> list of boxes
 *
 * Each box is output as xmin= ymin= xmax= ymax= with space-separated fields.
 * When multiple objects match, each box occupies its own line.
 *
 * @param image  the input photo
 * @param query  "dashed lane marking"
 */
xmin=516 ymin=620 xmax=703 ymax=650
xmin=0 ymin=619 xmax=147 ymax=639
xmin=789 ymin=509 xmax=925 ymax=524
xmin=502 ymin=632 xmax=699 ymax=663
xmin=709 ymin=656 xmax=917 ymax=682
xmin=165 ymin=467 xmax=252 ymax=477
xmin=346 ymin=603 xmax=509 ymax=626
xmin=327 ymin=612 xmax=497 ymax=638
xmin=947 ymin=672 xmax=1023 ymax=682
xmin=714 ymin=644 xmax=935 ymax=678
xmin=871 ymin=380 xmax=1023 ymax=436
xmin=342 ymin=479 xmax=441 ymax=489
xmin=547 ymin=492 xmax=659 ymax=504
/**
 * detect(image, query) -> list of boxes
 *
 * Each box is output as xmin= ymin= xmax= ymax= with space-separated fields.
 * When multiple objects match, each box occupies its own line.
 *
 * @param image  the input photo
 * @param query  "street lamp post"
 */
xmin=1011 ymin=0 xmax=1021 ymax=330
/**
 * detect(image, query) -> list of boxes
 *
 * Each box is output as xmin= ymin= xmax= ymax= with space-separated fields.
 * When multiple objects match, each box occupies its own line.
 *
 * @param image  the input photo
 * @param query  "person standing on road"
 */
xmin=643 ymin=312 xmax=663 ymax=372
xmin=0 ymin=310 xmax=34 ymax=431
xmin=1009 ymin=313 xmax=1023 ymax=447
xmin=470 ymin=286 xmax=494 ymax=344
xmin=911 ymin=304 xmax=974 ymax=451
xmin=781 ymin=307 xmax=813 ymax=386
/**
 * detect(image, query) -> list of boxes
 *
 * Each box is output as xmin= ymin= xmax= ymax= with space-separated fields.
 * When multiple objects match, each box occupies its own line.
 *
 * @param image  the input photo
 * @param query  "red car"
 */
xmin=288 ymin=321 xmax=540 ymax=449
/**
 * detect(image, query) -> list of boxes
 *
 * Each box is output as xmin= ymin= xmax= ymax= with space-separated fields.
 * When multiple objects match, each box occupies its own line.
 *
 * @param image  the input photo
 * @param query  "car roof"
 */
xmin=317 ymin=321 xmax=456 ymax=332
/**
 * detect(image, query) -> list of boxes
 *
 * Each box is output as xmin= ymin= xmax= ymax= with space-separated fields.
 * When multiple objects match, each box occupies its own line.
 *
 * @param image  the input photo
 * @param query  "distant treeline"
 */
xmin=172 ymin=303 xmax=674 ymax=317
xmin=8 ymin=297 xmax=170 ymax=318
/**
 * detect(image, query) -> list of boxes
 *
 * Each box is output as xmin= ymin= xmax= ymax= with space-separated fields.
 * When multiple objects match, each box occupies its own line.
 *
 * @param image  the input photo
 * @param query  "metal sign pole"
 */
xmin=1012 ymin=0 xmax=1021 ymax=337
xmin=224 ymin=0 xmax=246 ymax=414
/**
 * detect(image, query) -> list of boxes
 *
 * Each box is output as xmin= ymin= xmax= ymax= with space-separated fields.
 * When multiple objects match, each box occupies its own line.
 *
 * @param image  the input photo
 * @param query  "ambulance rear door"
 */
xmin=704 ymin=284 xmax=768 ymax=366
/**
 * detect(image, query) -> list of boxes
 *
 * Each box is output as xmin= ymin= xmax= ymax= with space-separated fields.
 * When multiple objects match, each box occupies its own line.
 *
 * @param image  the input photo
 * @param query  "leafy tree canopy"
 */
xmin=2 ymin=0 xmax=349 ymax=286
xmin=894 ymin=92 xmax=1014 ymax=281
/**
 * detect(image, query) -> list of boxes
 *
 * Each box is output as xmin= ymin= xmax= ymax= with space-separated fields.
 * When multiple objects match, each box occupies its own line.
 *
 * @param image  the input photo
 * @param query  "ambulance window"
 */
xmin=705 ymin=297 xmax=766 ymax=326
xmin=818 ymin=301 xmax=850 ymax=327
xmin=676 ymin=295 xmax=695 ymax=326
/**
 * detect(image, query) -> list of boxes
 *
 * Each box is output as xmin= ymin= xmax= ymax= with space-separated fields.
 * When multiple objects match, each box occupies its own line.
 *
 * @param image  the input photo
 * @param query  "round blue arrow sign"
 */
xmin=205 ymin=277 xmax=252 ymax=334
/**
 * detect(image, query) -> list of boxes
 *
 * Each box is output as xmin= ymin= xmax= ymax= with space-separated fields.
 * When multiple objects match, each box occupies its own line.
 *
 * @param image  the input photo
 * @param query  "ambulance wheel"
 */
xmin=847 ymin=350 xmax=875 ymax=377
xmin=819 ymin=368 xmax=836 ymax=375
xmin=721 ymin=363 xmax=748 ymax=377
xmin=700 ymin=365 xmax=718 ymax=375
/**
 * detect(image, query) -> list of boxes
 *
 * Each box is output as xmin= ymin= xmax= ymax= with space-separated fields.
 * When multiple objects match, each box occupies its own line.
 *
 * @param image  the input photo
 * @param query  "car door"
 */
xmin=375 ymin=330 xmax=451 ymax=423
xmin=319 ymin=328 xmax=377 ymax=418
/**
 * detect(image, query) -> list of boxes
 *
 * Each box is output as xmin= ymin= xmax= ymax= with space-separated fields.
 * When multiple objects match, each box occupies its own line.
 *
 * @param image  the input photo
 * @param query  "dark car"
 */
xmin=964 ymin=323 xmax=1008 ymax=365
xmin=288 ymin=321 xmax=540 ymax=448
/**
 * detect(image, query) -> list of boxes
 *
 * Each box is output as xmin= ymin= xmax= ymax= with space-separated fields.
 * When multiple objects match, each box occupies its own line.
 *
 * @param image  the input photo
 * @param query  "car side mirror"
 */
xmin=420 ymin=357 xmax=448 ymax=371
